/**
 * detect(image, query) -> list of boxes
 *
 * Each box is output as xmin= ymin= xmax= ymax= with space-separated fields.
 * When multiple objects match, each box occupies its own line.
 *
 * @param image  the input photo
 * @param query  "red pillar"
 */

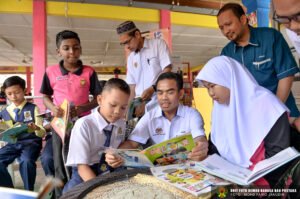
xmin=33 ymin=1 xmax=47 ymax=111
xmin=159 ymin=10 xmax=172 ymax=54
xmin=26 ymin=66 xmax=31 ymax=94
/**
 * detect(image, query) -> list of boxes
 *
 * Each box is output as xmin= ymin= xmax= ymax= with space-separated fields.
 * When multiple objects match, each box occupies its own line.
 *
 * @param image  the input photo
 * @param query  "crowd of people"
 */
xmin=0 ymin=1 xmax=300 ymax=198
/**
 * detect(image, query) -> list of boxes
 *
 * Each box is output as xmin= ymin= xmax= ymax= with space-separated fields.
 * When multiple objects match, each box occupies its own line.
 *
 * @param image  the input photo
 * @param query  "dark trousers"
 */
xmin=41 ymin=135 xmax=54 ymax=176
xmin=52 ymin=129 xmax=71 ymax=199
xmin=0 ymin=138 xmax=42 ymax=190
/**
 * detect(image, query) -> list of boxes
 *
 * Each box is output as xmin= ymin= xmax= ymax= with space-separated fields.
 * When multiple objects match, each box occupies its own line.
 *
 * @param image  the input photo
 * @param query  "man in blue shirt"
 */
xmin=217 ymin=3 xmax=300 ymax=118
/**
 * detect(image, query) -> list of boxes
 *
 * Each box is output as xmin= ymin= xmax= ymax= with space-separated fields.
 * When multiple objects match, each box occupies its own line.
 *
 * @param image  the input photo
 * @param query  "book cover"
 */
xmin=50 ymin=99 xmax=70 ymax=144
xmin=150 ymin=162 xmax=229 ymax=196
xmin=197 ymin=147 xmax=300 ymax=186
xmin=99 ymin=134 xmax=195 ymax=168
xmin=143 ymin=133 xmax=195 ymax=165
xmin=0 ymin=122 xmax=28 ymax=143
xmin=126 ymin=98 xmax=147 ymax=121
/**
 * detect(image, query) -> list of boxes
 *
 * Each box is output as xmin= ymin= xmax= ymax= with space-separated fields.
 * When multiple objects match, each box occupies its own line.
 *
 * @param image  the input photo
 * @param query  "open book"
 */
xmin=0 ymin=122 xmax=28 ymax=144
xmin=50 ymin=99 xmax=72 ymax=144
xmin=150 ymin=163 xmax=229 ymax=196
xmin=99 ymin=134 xmax=195 ymax=168
xmin=197 ymin=147 xmax=300 ymax=186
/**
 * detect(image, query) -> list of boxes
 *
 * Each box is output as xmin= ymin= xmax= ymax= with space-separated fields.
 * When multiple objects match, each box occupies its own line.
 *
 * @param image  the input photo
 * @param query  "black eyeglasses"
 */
xmin=273 ymin=11 xmax=300 ymax=24
xmin=120 ymin=37 xmax=133 ymax=46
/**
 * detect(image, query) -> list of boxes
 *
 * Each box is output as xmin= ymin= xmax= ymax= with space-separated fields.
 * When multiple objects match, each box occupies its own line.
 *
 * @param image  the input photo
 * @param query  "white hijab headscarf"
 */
xmin=196 ymin=56 xmax=289 ymax=167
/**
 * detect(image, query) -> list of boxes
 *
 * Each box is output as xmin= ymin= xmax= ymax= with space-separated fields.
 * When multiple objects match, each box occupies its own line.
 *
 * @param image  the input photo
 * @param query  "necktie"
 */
xmin=14 ymin=108 xmax=20 ymax=123
xmin=98 ymin=127 xmax=114 ymax=174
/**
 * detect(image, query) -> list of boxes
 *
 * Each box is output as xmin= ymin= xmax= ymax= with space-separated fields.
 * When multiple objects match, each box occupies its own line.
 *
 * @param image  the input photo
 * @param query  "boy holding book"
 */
xmin=39 ymin=30 xmax=101 ymax=198
xmin=106 ymin=72 xmax=208 ymax=168
xmin=0 ymin=76 xmax=46 ymax=190
xmin=62 ymin=78 xmax=130 ymax=194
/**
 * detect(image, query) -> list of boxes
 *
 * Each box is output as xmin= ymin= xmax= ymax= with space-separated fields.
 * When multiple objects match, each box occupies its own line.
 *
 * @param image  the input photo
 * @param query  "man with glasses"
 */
xmin=116 ymin=21 xmax=172 ymax=112
xmin=217 ymin=3 xmax=300 ymax=119
xmin=273 ymin=0 xmax=300 ymax=57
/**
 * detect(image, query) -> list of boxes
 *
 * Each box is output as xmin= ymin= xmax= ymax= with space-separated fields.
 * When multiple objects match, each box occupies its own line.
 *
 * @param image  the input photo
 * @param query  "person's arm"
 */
xmin=106 ymin=140 xmax=141 ymax=168
xmin=42 ymin=94 xmax=64 ymax=117
xmin=71 ymin=96 xmax=98 ymax=118
xmin=124 ymin=85 xmax=136 ymax=117
xmin=188 ymin=136 xmax=209 ymax=161
xmin=77 ymin=164 xmax=96 ymax=182
xmin=31 ymin=105 xmax=46 ymax=137
xmin=140 ymin=64 xmax=172 ymax=101
xmin=276 ymin=75 xmax=294 ymax=103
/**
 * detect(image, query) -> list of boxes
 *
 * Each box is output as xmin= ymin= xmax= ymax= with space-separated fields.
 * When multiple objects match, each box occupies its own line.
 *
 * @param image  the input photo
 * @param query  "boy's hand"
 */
xmin=52 ymin=106 xmax=64 ymax=117
xmin=27 ymin=122 xmax=40 ymax=131
xmin=188 ymin=140 xmax=208 ymax=161
xmin=105 ymin=152 xmax=124 ymax=168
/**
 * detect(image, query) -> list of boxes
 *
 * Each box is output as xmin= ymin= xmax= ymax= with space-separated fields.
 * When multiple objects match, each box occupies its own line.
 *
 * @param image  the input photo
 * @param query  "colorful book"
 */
xmin=50 ymin=99 xmax=72 ymax=144
xmin=126 ymin=98 xmax=148 ymax=121
xmin=150 ymin=162 xmax=229 ymax=196
xmin=99 ymin=134 xmax=195 ymax=168
xmin=197 ymin=147 xmax=300 ymax=186
xmin=0 ymin=122 xmax=28 ymax=143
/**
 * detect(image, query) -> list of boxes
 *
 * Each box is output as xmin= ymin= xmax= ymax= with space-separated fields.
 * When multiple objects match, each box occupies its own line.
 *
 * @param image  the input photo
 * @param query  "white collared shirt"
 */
xmin=126 ymin=38 xmax=172 ymax=98
xmin=128 ymin=103 xmax=205 ymax=145
xmin=286 ymin=28 xmax=300 ymax=57
xmin=66 ymin=107 xmax=126 ymax=167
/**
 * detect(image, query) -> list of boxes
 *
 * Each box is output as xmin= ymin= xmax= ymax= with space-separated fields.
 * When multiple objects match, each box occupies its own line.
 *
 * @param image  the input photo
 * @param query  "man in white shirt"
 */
xmin=273 ymin=0 xmax=300 ymax=56
xmin=106 ymin=72 xmax=208 ymax=168
xmin=117 ymin=21 xmax=172 ymax=112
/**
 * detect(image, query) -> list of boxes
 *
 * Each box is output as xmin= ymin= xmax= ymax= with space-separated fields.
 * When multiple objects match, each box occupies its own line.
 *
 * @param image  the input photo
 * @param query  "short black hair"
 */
xmin=98 ymin=80 xmax=107 ymax=94
xmin=3 ymin=76 xmax=26 ymax=90
xmin=56 ymin=30 xmax=81 ymax=49
xmin=156 ymin=72 xmax=183 ymax=91
xmin=217 ymin=3 xmax=246 ymax=18
xmin=102 ymin=78 xmax=130 ymax=95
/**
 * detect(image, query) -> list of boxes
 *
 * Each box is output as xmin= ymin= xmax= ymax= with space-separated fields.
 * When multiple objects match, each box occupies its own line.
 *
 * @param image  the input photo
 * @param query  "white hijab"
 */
xmin=196 ymin=56 xmax=289 ymax=167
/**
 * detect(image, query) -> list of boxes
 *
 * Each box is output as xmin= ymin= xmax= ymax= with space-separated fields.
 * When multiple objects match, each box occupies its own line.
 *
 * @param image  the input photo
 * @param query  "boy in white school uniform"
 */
xmin=62 ymin=78 xmax=130 ymax=194
xmin=106 ymin=72 xmax=209 ymax=168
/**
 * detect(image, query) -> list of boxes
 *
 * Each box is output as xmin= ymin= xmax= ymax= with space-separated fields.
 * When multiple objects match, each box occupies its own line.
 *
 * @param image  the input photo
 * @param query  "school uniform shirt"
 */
xmin=286 ymin=28 xmax=300 ymax=57
xmin=128 ymin=103 xmax=205 ymax=145
xmin=126 ymin=38 xmax=172 ymax=111
xmin=5 ymin=100 xmax=46 ymax=137
xmin=40 ymin=60 xmax=101 ymax=116
xmin=221 ymin=26 xmax=300 ymax=117
xmin=66 ymin=107 xmax=126 ymax=167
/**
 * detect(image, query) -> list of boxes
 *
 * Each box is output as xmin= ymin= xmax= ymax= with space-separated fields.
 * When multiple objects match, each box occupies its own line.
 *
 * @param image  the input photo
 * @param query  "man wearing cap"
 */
xmin=117 ymin=21 xmax=172 ymax=112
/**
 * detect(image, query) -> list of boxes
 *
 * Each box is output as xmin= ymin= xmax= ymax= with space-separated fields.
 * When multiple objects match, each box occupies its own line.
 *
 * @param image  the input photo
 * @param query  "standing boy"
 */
xmin=40 ymin=30 xmax=101 ymax=198
xmin=63 ymin=78 xmax=130 ymax=194
xmin=0 ymin=76 xmax=46 ymax=191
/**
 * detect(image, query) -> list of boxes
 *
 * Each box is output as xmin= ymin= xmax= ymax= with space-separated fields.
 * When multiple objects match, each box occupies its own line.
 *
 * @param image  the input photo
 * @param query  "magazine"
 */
xmin=150 ymin=162 xmax=230 ymax=196
xmin=50 ymin=99 xmax=72 ymax=144
xmin=99 ymin=134 xmax=195 ymax=168
xmin=126 ymin=98 xmax=148 ymax=121
xmin=0 ymin=122 xmax=28 ymax=143
xmin=197 ymin=147 xmax=300 ymax=186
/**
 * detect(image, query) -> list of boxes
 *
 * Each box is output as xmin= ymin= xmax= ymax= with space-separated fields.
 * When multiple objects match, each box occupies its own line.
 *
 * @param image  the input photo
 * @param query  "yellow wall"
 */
xmin=193 ymin=88 xmax=213 ymax=138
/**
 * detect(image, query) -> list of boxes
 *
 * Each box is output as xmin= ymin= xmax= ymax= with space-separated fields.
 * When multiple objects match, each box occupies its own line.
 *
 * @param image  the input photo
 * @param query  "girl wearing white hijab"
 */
xmin=196 ymin=56 xmax=290 ymax=188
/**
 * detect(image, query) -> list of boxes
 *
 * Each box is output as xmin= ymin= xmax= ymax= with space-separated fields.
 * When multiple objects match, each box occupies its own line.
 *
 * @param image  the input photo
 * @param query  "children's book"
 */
xmin=126 ymin=98 xmax=148 ymax=121
xmin=99 ymin=134 xmax=195 ymax=168
xmin=50 ymin=99 xmax=72 ymax=144
xmin=36 ymin=112 xmax=52 ymax=119
xmin=0 ymin=122 xmax=28 ymax=143
xmin=150 ymin=162 xmax=230 ymax=196
xmin=197 ymin=147 xmax=300 ymax=186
